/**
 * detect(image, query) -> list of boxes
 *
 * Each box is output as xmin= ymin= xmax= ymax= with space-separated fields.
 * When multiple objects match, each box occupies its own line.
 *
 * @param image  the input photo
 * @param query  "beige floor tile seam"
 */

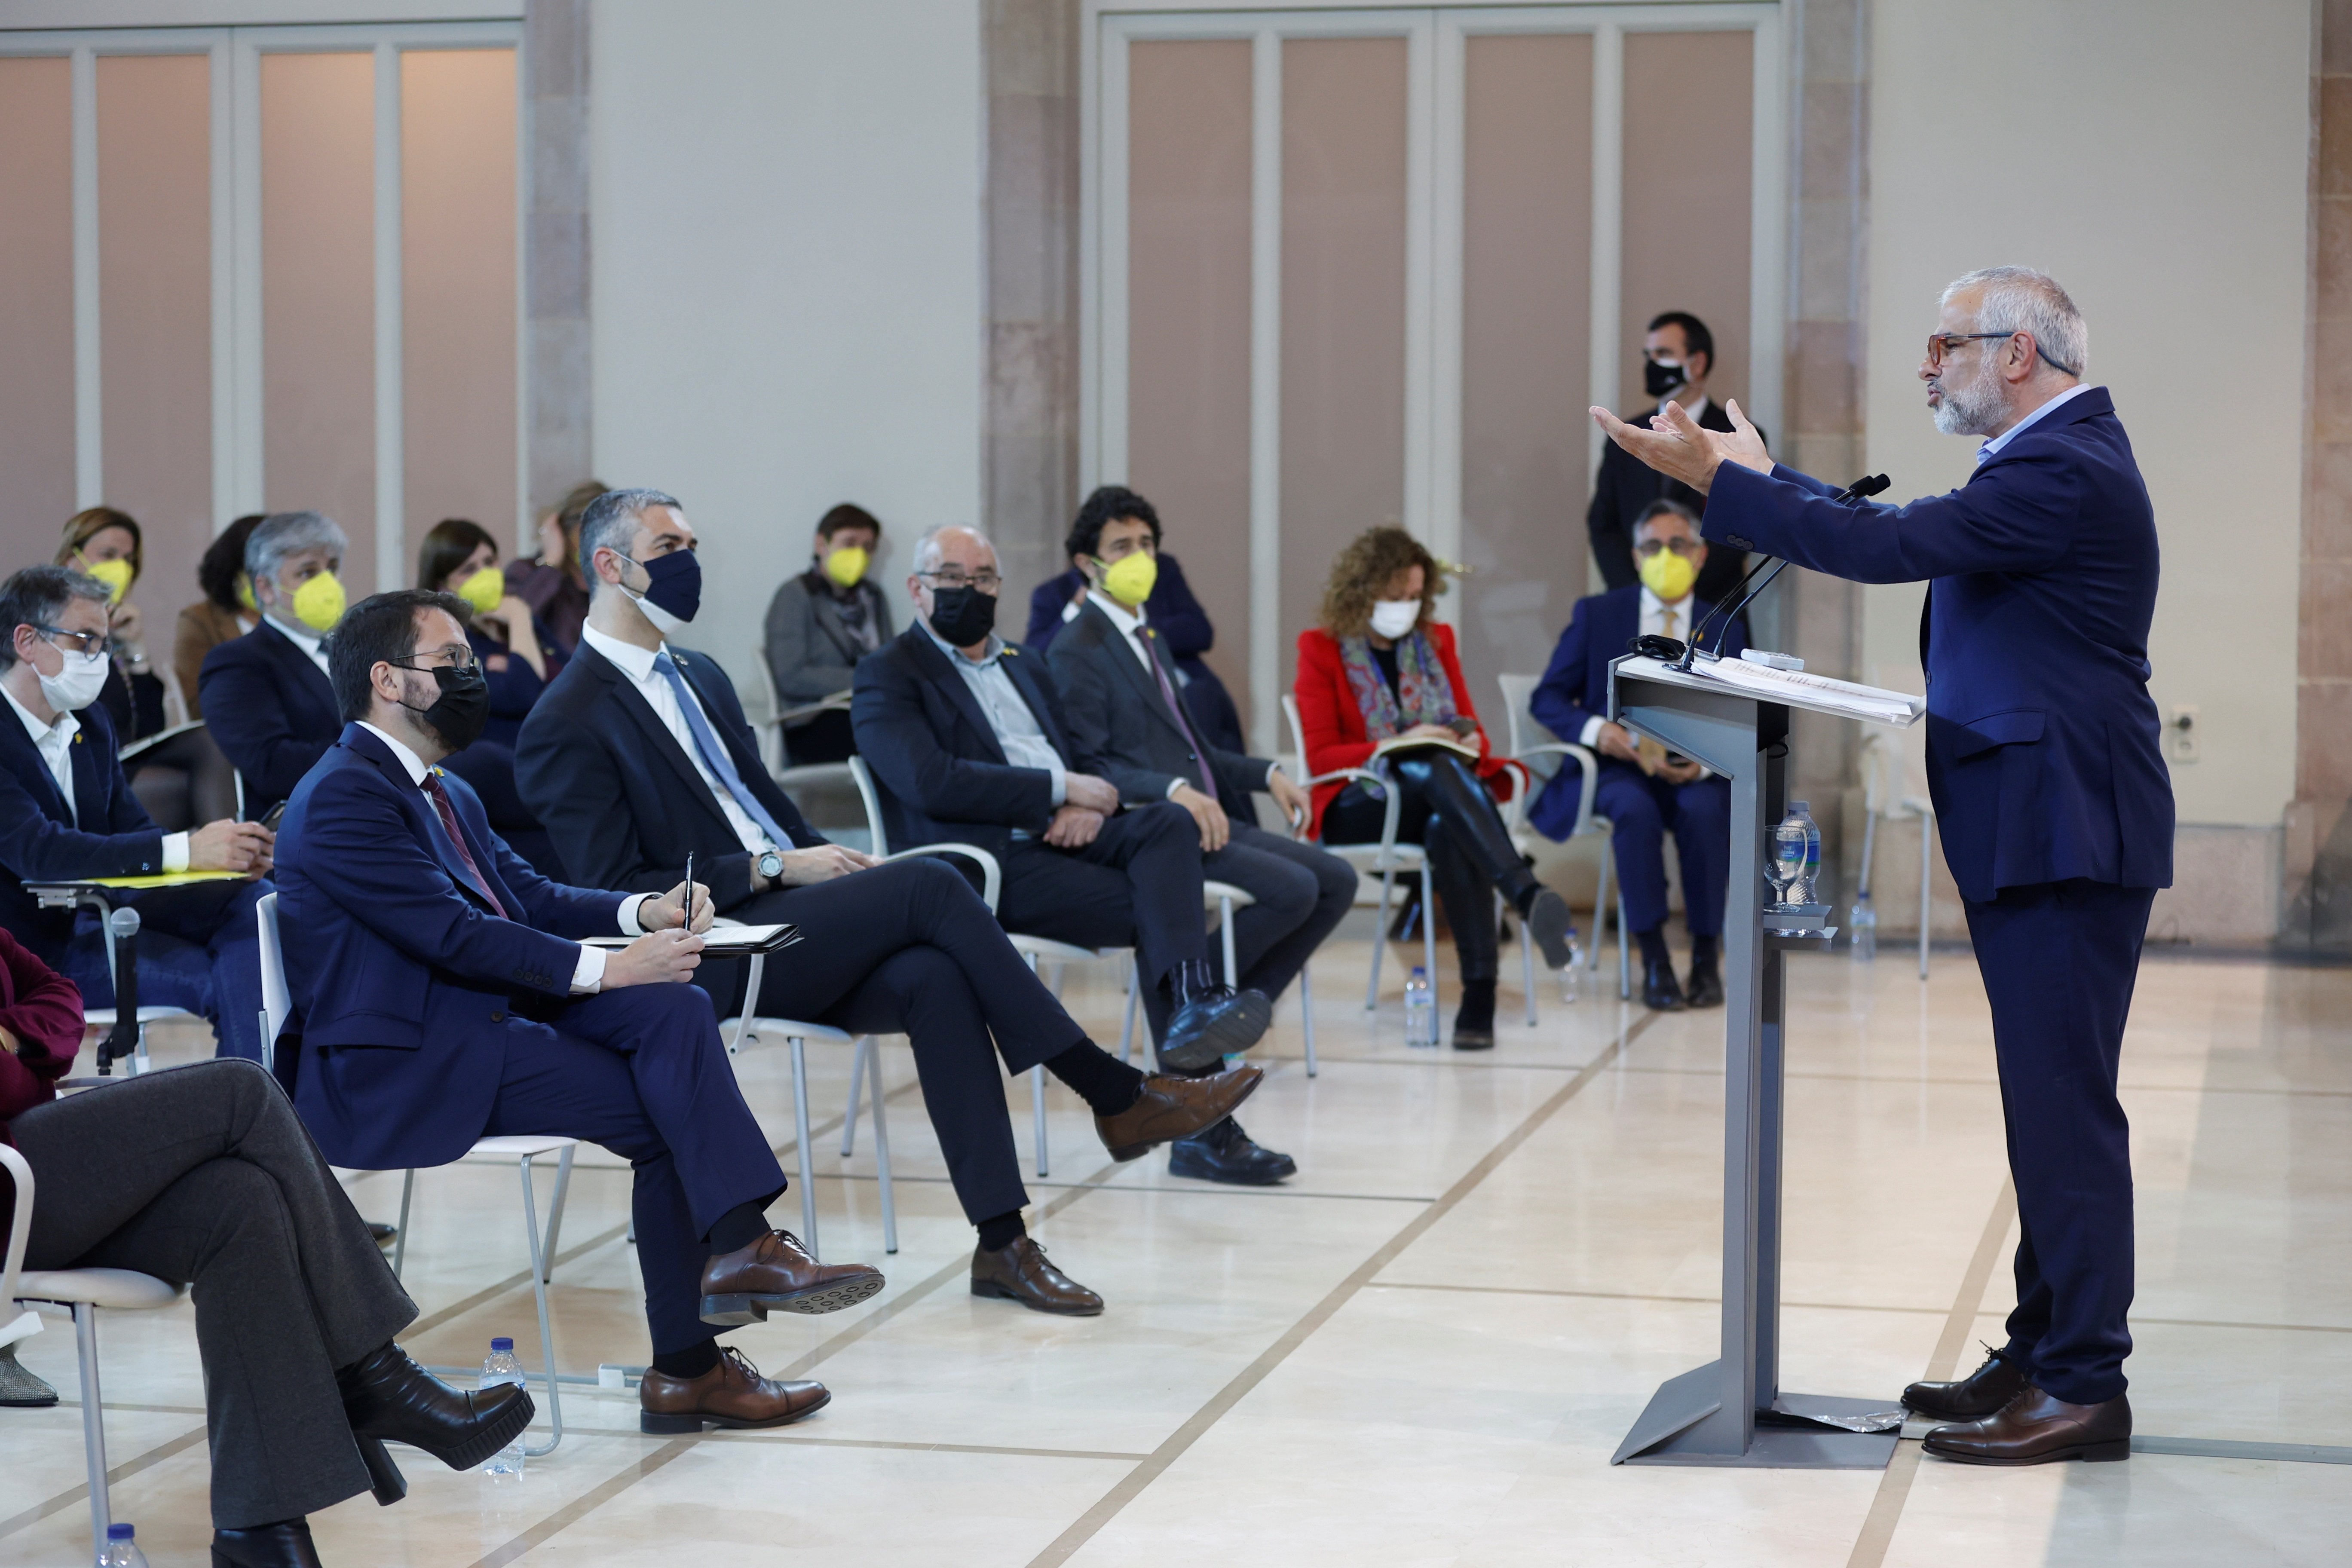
xmin=1844 ymin=1179 xmax=2017 ymax=1568
xmin=0 ymin=1421 xmax=208 ymax=1542
xmin=1609 ymin=1063 xmax=2351 ymax=1098
xmin=823 ymin=1170 xmax=1441 ymax=1204
xmin=1020 ymin=1010 xmax=1663 ymax=1568
xmin=462 ymin=1424 xmax=1152 ymax=1461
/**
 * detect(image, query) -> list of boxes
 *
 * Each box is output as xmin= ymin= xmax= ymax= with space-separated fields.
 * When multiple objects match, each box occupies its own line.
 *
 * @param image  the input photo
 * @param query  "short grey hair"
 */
xmin=245 ymin=511 xmax=348 ymax=586
xmin=577 ymin=487 xmax=683 ymax=591
xmin=1942 ymin=266 xmax=2087 ymax=378
xmin=912 ymin=524 xmax=993 ymax=576
xmin=0 ymin=565 xmax=113 ymax=671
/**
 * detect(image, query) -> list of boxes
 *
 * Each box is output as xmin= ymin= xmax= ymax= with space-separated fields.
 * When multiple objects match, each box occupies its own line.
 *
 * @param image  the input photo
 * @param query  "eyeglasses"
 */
xmin=32 ymin=625 xmax=106 ymax=657
xmin=1926 ymin=331 xmax=2081 ymax=378
xmin=390 ymin=646 xmax=480 ymax=674
xmin=919 ymin=569 xmax=1002 ymax=593
xmin=1632 ymin=538 xmax=1703 ymax=560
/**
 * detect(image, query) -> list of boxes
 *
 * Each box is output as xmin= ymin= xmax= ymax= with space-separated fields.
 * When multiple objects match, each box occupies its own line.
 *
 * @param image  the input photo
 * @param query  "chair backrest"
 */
xmin=0 ymin=1144 xmax=39 ymax=1351
xmin=1281 ymin=692 xmax=1308 ymax=771
xmin=1496 ymin=673 xmax=1547 ymax=759
xmin=753 ymin=651 xmax=784 ymax=774
xmin=256 ymin=891 xmax=290 ymax=1043
xmin=847 ymin=754 xmax=891 ymax=857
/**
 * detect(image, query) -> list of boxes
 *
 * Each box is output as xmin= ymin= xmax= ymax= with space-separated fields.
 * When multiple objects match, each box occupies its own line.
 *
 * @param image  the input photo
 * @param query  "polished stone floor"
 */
xmin=4 ymin=934 xmax=2347 ymax=1566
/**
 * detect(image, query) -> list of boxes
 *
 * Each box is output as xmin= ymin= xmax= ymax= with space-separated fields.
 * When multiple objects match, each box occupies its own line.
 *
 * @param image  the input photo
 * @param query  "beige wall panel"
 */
xmin=1126 ymin=38 xmax=1253 ymax=732
xmin=97 ymin=53 xmax=213 ymax=624
xmin=1280 ymin=36 xmax=1407 ymax=693
xmin=0 ymin=58 xmax=77 ymax=561
xmin=1618 ymin=31 xmax=1752 ymax=416
xmin=402 ymin=46 xmax=518 ymax=576
xmin=262 ymin=50 xmax=377 ymax=588
xmin=1460 ymin=32 xmax=1594 ymax=697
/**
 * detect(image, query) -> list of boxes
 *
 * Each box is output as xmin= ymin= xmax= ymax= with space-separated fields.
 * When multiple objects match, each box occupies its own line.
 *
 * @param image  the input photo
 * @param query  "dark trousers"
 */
xmin=1593 ymin=760 xmax=1731 ymax=937
xmin=700 ymin=856 xmax=1087 ymax=1228
xmin=1964 ymin=878 xmax=2156 ymax=1406
xmin=1323 ymin=752 xmax=1531 ymax=983
xmin=13 ymin=1059 xmax=416 ymax=1529
xmin=441 ymin=740 xmax=565 ymax=882
xmin=1200 ymin=824 xmax=1356 ymax=998
xmin=63 ymin=877 xmax=269 ymax=1062
xmin=783 ymin=707 xmax=857 ymax=766
xmin=995 ymin=800 xmax=1206 ymax=1041
xmin=479 ymin=983 xmax=787 ymax=1356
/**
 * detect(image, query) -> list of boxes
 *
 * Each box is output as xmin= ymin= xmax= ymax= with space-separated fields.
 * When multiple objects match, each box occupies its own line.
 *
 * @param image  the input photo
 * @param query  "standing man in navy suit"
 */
xmin=275 ymin=588 xmax=888 ymax=1436
xmin=1594 ymin=266 xmax=2172 ymax=1467
xmin=1529 ymin=500 xmax=1747 ymax=1011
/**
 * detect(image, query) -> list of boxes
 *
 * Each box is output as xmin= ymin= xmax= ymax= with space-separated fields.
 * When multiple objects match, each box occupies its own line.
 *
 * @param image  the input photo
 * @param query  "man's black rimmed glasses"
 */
xmin=31 ymin=625 xmax=107 ymax=657
xmin=389 ymin=648 xmax=481 ymax=674
xmin=918 ymin=570 xmax=1003 ymax=593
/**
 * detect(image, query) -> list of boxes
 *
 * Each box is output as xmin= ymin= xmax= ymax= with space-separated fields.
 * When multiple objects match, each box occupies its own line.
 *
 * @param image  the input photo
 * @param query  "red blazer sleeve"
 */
xmin=0 ymin=926 xmax=83 ymax=1136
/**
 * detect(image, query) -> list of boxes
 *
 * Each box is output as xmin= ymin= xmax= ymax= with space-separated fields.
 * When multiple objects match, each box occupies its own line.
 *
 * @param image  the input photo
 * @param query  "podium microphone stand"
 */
xmin=1606 ymin=652 xmax=1923 ymax=1469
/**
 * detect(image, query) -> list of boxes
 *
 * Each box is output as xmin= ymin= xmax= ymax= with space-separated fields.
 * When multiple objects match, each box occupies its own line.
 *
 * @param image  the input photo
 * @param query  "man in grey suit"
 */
xmin=762 ymin=504 xmax=894 ymax=766
xmin=1047 ymin=495 xmax=1356 ymax=1185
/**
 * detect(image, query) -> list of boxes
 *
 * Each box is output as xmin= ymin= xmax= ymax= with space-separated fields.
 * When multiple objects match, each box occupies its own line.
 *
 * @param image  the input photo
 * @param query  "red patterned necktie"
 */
xmin=422 ymin=771 xmax=513 ymax=919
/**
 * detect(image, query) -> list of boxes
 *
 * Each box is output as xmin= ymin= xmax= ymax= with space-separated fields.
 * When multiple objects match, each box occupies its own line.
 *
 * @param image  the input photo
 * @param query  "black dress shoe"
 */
xmin=212 ymin=1518 xmax=322 ymax=1568
xmin=337 ymin=1341 xmax=534 ymax=1481
xmin=1449 ymin=977 xmax=1497 ymax=1051
xmin=1683 ymin=957 xmax=1724 ymax=1008
xmin=1903 ymin=1347 xmax=2030 ymax=1423
xmin=1923 ymin=1387 xmax=2131 ymax=1465
xmin=1159 ymin=986 xmax=1272 ymax=1071
xmin=367 ymin=1222 xmax=398 ymax=1248
xmin=1641 ymin=957 xmax=1686 ymax=1011
xmin=1167 ymin=1117 xmax=1296 ymax=1184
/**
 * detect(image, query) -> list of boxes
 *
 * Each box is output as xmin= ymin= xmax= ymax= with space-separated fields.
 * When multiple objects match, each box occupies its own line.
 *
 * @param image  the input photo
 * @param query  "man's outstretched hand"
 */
xmin=1589 ymin=396 xmax=1773 ymax=494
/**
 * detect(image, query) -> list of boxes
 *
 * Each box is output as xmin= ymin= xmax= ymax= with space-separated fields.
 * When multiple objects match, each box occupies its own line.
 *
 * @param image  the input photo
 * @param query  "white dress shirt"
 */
xmin=356 ymin=720 xmax=650 ymax=993
xmin=267 ymin=615 xmax=332 ymax=677
xmin=1975 ymin=382 xmax=2095 ymax=464
xmin=1085 ymin=591 xmax=1275 ymax=799
xmin=1576 ymin=588 xmax=1697 ymax=750
xmin=918 ymin=621 xmax=1068 ymax=807
xmin=580 ymin=624 xmax=778 ymax=856
xmin=6 ymin=682 xmax=190 ymax=870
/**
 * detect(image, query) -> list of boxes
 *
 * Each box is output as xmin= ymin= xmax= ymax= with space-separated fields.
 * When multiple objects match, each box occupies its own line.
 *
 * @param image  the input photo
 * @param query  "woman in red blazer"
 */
xmin=1294 ymin=528 xmax=1577 ymax=1048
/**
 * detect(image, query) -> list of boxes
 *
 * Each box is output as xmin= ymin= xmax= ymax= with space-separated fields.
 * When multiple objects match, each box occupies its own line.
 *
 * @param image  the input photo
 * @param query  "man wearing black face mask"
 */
xmin=1586 ymin=310 xmax=1758 ymax=603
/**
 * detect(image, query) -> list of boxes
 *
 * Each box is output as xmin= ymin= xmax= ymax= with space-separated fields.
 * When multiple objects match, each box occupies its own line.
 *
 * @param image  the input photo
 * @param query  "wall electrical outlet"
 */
xmin=2168 ymin=704 xmax=2199 ymax=764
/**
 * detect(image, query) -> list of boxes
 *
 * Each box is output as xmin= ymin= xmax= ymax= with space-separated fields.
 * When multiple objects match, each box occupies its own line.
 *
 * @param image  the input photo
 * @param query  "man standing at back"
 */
xmin=1586 ymin=311 xmax=1756 ymax=604
xmin=1594 ymin=266 xmax=2172 ymax=1467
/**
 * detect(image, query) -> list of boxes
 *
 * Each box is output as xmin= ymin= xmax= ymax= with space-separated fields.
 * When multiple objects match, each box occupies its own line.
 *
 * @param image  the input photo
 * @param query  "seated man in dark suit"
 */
xmin=198 ymin=510 xmax=350 ymax=820
xmin=1586 ymin=311 xmax=1759 ymax=604
xmin=1025 ymin=487 xmax=1245 ymax=753
xmin=1047 ymin=494 xmax=1357 ymax=1184
xmin=279 ymin=587 xmax=901 ymax=1432
xmin=1530 ymin=500 xmax=1747 ymax=1013
xmin=515 ymin=491 xmax=1259 ymax=1313
xmin=0 ymin=565 xmax=272 ymax=1062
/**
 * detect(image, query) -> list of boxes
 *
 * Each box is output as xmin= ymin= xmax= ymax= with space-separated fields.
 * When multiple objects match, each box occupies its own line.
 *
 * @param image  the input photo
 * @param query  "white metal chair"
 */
xmin=3 ymin=1140 xmax=187 ymax=1564
xmin=753 ymin=651 xmax=854 ymax=780
xmin=1858 ymin=730 xmax=1935 ymax=980
xmin=1497 ymin=672 xmax=1630 ymax=1004
xmin=256 ymin=892 xmax=574 ymax=1455
xmin=1202 ymin=876 xmax=1318 ymax=1078
xmin=1281 ymin=693 xmax=1438 ymax=1014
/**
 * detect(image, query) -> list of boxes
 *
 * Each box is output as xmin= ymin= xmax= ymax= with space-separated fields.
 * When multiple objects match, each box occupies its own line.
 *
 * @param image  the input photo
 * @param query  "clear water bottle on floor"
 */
xmin=102 ymin=1523 xmax=149 ymax=1566
xmin=1849 ymin=890 xmax=1878 ymax=961
xmin=480 ymin=1338 xmax=527 ymax=1477
xmin=1404 ymin=965 xmax=1436 ymax=1047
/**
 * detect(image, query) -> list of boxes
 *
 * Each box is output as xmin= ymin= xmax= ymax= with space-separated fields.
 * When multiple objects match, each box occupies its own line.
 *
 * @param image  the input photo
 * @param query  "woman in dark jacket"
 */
xmin=762 ymin=503 xmax=895 ymax=765
xmin=503 ymin=479 xmax=604 ymax=653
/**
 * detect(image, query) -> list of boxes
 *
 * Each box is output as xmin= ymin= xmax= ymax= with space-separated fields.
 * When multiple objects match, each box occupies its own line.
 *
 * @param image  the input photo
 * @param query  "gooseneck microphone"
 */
xmin=1670 ymin=474 xmax=1891 ymax=671
xmin=100 ymin=905 xmax=142 ymax=1073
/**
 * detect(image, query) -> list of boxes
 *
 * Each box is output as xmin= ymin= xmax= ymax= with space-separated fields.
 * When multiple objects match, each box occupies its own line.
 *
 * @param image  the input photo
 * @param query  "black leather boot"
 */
xmin=338 ymin=1341 xmax=534 ymax=1476
xmin=1450 ymin=977 xmax=1498 ymax=1050
xmin=211 ymin=1519 xmax=323 ymax=1568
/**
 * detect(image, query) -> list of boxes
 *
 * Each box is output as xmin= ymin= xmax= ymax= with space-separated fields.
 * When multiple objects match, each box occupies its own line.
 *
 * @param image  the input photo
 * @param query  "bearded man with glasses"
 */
xmin=1592 ymin=266 xmax=2173 ymax=1468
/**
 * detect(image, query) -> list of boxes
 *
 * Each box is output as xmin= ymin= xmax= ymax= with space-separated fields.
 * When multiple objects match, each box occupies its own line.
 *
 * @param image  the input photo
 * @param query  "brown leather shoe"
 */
xmin=699 ymin=1229 xmax=885 ymax=1325
xmin=1095 ymin=1065 xmax=1263 ymax=1161
xmin=1922 ymin=1387 xmax=2131 ymax=1465
xmin=971 ymin=1236 xmax=1104 ymax=1316
xmin=639 ymin=1346 xmax=831 ymax=1434
xmin=1903 ymin=1347 xmax=2029 ymax=1422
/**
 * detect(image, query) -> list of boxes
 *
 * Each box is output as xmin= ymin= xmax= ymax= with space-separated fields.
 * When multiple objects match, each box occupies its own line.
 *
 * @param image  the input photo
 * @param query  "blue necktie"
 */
xmin=652 ymin=650 xmax=793 ymax=849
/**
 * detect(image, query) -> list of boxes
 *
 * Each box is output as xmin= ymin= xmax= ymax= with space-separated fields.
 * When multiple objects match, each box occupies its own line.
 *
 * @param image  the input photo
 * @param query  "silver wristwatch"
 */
xmin=756 ymin=849 xmax=785 ymax=883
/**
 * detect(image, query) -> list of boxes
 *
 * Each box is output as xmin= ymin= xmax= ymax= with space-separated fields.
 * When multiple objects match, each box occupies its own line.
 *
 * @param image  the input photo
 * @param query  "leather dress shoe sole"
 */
xmin=1159 ymin=989 xmax=1273 ymax=1072
xmin=700 ymin=1272 xmax=885 ymax=1326
xmin=1450 ymin=1025 xmax=1496 ymax=1051
xmin=640 ymin=1387 xmax=832 ymax=1433
xmin=1525 ymin=889 xmax=1578 ymax=971
xmin=971 ymin=1275 xmax=1106 ymax=1315
xmin=1922 ymin=1433 xmax=2130 ymax=1465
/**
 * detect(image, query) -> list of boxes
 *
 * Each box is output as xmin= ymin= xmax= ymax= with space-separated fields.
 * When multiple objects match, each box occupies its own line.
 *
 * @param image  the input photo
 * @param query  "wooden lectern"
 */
xmin=1605 ymin=652 xmax=1924 ymax=1470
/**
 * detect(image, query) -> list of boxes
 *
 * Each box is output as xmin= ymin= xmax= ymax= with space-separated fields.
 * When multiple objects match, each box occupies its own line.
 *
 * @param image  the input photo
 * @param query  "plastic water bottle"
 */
xmin=1403 ymin=965 xmax=1436 ymax=1047
xmin=102 ymin=1523 xmax=149 ymax=1567
xmin=1771 ymin=802 xmax=1821 ymax=907
xmin=1849 ymin=890 xmax=1877 ymax=962
xmin=479 ymin=1338 xmax=527 ymax=1477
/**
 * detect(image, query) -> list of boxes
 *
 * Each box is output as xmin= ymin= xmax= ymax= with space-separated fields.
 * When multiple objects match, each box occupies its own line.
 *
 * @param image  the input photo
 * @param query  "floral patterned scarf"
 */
xmin=1338 ymin=630 xmax=1458 ymax=745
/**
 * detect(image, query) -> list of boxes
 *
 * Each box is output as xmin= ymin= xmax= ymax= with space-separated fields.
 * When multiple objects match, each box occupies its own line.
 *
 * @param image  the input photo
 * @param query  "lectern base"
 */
xmin=1613 ymin=1360 xmax=1900 ymax=1469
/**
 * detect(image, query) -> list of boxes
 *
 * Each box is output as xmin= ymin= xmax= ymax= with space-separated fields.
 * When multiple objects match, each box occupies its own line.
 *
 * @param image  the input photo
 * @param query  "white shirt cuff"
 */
xmin=1048 ymin=764 xmax=1067 ymax=808
xmin=162 ymin=832 xmax=190 ymax=873
xmin=570 ymin=943 xmax=606 ymax=995
xmin=1165 ymin=777 xmax=1186 ymax=800
xmin=1060 ymin=599 xmax=1081 ymax=623
xmin=619 ymin=893 xmax=656 ymax=937
xmin=1577 ymin=715 xmax=1605 ymax=747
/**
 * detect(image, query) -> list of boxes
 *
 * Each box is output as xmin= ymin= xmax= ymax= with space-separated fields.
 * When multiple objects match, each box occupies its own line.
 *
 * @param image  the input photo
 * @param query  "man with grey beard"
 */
xmin=1591 ymin=266 xmax=2173 ymax=1467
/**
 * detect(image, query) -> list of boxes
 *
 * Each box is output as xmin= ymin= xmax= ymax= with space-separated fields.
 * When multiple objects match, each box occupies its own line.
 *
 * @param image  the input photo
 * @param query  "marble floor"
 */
xmin=4 ymin=932 xmax=2348 ymax=1566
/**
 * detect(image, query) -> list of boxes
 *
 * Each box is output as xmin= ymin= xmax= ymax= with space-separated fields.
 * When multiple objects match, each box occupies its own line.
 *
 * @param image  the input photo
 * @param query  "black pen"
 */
xmin=683 ymin=850 xmax=695 ymax=932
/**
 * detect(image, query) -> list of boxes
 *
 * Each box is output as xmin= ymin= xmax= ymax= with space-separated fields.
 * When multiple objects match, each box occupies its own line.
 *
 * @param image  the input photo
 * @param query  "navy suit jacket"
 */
xmin=273 ymin=723 xmax=628 ymax=1170
xmin=1045 ymin=598 xmax=1269 ymax=816
xmin=0 ymin=698 xmax=171 ymax=964
xmin=1700 ymin=386 xmax=2173 ymax=901
xmin=514 ymin=641 xmax=824 ymax=912
xmin=851 ymin=626 xmax=1077 ymax=857
xmin=198 ymin=619 xmax=342 ymax=816
xmin=1526 ymin=586 xmax=1747 ymax=842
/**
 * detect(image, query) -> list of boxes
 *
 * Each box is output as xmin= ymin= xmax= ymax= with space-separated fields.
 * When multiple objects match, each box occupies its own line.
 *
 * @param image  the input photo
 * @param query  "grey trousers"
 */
xmin=12 ymin=1058 xmax=417 ymax=1529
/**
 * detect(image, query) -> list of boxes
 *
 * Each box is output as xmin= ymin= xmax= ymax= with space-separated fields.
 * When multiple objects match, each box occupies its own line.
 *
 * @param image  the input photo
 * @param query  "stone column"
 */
xmin=524 ymin=0 xmax=593 ymax=520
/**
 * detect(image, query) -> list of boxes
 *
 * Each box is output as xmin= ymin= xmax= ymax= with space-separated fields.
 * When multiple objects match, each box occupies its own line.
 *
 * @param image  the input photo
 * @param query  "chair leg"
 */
xmin=517 ymin=1154 xmax=563 ymax=1457
xmin=1366 ymin=866 xmax=1395 ymax=1009
xmin=1118 ymin=955 xmax=1140 ymax=1064
xmin=867 ymin=1038 xmax=897 ymax=1255
xmin=75 ymin=1302 xmax=110 ymax=1561
xmin=1590 ymin=838 xmax=1614 ymax=974
xmin=1031 ymin=1064 xmax=1050 ymax=1178
xmin=842 ymin=1038 xmax=870 ymax=1157
xmin=1518 ymin=890 xmax=1538 ymax=1026
xmin=392 ymin=1169 xmax=416 ymax=1280
xmin=790 ymin=1035 xmax=819 ymax=1259
xmin=730 ymin=952 xmax=769 ymax=1056
xmin=539 ymin=1143 xmax=574 ymax=1283
xmin=1918 ymin=815 xmax=1932 ymax=981
xmin=1422 ymin=865 xmax=1439 ymax=1017
xmin=1299 ymin=961 xmax=1318 ymax=1077
xmin=1218 ymin=895 xmax=1237 ymax=989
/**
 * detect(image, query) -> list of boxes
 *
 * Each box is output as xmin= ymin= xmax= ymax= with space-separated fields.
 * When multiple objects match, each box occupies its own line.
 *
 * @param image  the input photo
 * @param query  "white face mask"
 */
xmin=38 ymin=646 xmax=110 ymax=713
xmin=1368 ymin=599 xmax=1421 ymax=640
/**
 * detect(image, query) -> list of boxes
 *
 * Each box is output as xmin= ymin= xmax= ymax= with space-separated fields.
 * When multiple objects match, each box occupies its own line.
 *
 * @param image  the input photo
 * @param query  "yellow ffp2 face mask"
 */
xmin=1097 ymin=550 xmax=1158 ymax=609
xmin=824 ymin=545 xmax=870 ymax=588
xmin=1638 ymin=549 xmax=1697 ymax=605
xmin=79 ymin=557 xmax=135 ymax=605
xmin=291 ymin=571 xmax=347 ymax=632
xmin=457 ymin=567 xmax=506 ymax=616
